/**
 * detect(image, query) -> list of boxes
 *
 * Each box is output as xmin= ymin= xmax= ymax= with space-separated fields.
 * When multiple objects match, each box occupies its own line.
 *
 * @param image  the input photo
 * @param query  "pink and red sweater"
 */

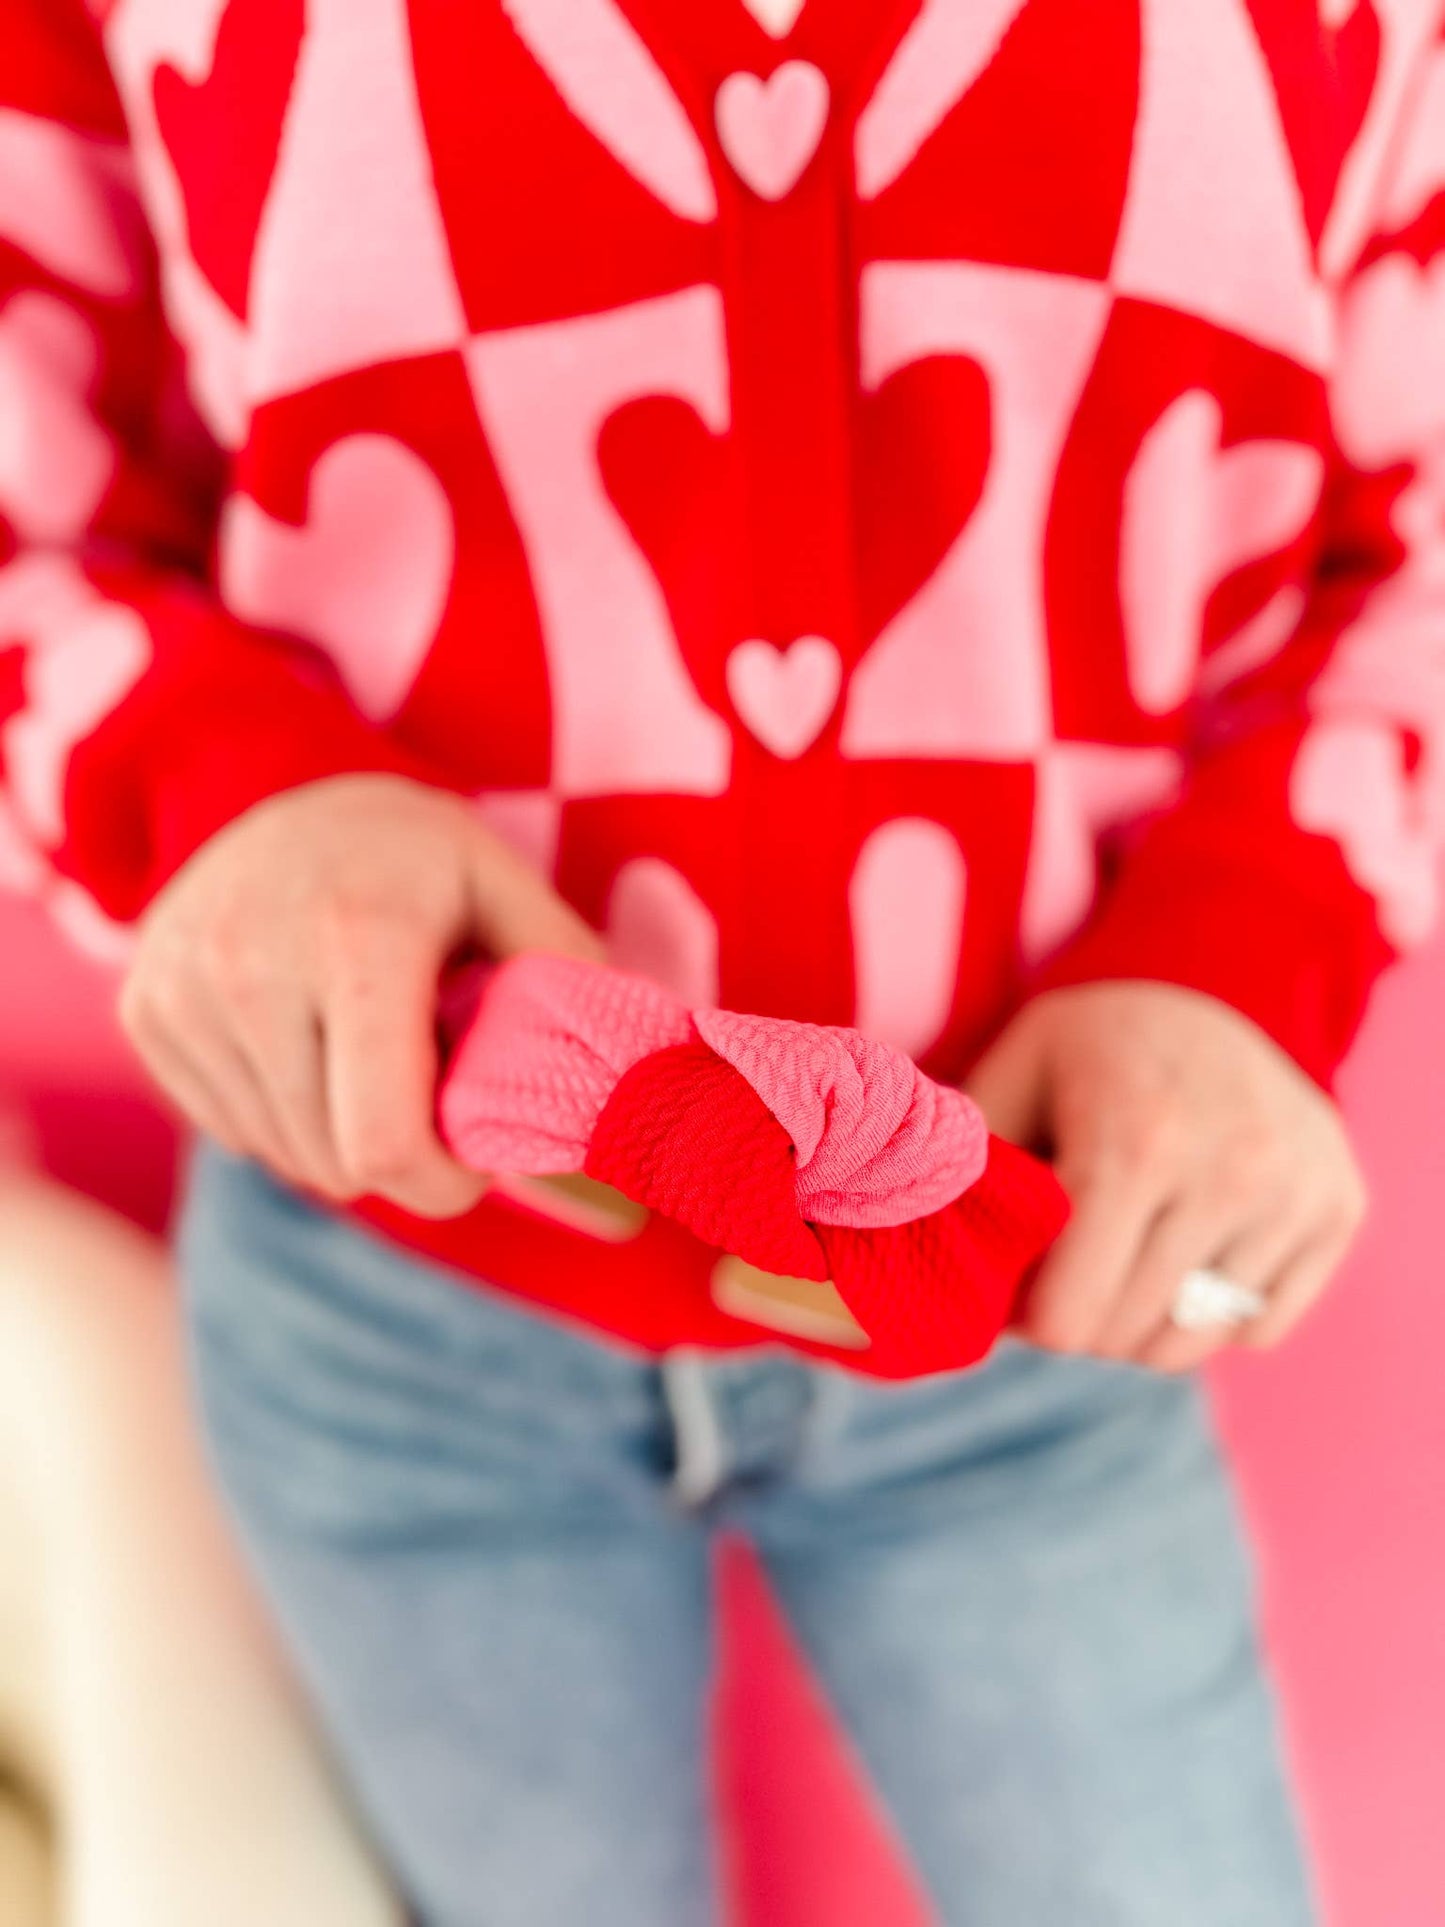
xmin=2 ymin=0 xmax=1443 ymax=1361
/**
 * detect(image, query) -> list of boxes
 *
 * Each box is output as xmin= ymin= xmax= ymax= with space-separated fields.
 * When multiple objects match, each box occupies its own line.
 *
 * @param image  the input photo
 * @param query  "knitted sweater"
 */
xmin=2 ymin=0 xmax=1443 ymax=1362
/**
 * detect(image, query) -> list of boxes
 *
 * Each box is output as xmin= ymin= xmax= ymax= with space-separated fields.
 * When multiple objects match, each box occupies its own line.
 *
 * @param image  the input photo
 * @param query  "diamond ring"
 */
xmin=1170 ymin=1267 xmax=1266 ymax=1333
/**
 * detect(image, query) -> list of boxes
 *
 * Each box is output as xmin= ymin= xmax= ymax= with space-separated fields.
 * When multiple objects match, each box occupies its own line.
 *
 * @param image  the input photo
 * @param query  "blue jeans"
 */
xmin=178 ymin=1146 xmax=1318 ymax=1927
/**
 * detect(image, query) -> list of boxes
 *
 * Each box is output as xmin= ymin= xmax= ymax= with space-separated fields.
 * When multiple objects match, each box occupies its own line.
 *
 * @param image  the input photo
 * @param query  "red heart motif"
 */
xmin=1244 ymin=0 xmax=1381 ymax=243
xmin=152 ymin=0 xmax=304 ymax=318
xmin=597 ymin=357 xmax=990 ymax=712
xmin=855 ymin=355 xmax=992 ymax=643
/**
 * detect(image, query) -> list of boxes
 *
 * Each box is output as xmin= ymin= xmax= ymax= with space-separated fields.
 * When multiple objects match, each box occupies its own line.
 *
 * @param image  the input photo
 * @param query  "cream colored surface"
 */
xmin=0 ymin=1170 xmax=403 ymax=1927
xmin=0 ymin=1780 xmax=53 ymax=1927
xmin=493 ymin=1170 xmax=650 ymax=1240
xmin=710 ymin=1253 xmax=870 ymax=1348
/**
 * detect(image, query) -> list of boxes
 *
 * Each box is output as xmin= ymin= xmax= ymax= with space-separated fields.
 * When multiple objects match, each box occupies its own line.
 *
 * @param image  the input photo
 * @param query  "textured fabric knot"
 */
xmin=439 ymin=953 xmax=1070 ymax=1377
xmin=692 ymin=1007 xmax=987 ymax=1228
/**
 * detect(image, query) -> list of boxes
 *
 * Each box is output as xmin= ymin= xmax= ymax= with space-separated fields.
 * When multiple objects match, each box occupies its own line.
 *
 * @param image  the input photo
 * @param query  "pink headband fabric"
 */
xmin=438 ymin=952 xmax=693 ymax=1176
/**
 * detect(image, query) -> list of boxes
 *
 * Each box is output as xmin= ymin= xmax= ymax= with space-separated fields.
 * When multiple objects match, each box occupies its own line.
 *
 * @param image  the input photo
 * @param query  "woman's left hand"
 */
xmin=963 ymin=981 xmax=1368 ymax=1372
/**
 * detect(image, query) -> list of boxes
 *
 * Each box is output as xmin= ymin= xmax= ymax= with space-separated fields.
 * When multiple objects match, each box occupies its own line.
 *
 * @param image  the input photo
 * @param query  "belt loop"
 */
xmin=660 ymin=1348 xmax=727 ymax=1509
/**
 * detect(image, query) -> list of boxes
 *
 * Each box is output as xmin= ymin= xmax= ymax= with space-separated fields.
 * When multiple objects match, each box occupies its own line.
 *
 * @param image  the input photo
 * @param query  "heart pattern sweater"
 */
xmin=1 ymin=0 xmax=1443 ymax=1367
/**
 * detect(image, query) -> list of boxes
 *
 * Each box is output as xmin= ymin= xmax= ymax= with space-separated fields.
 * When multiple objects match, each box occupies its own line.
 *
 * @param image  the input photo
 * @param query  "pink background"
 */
xmin=1 ymin=889 xmax=1440 ymax=1925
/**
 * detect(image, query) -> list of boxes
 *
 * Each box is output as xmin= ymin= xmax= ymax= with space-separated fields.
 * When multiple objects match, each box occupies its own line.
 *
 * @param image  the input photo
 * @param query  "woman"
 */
xmin=2 ymin=3 xmax=1442 ymax=1921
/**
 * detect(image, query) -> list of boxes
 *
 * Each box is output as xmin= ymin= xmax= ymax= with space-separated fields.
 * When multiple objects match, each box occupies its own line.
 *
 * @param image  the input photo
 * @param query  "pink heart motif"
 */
xmin=219 ymin=434 xmax=455 ymax=723
xmin=714 ymin=60 xmax=830 ymax=201
xmin=0 ymin=295 xmax=114 ymax=546
xmin=0 ymin=556 xmax=151 ymax=846
xmin=1120 ymin=390 xmax=1324 ymax=716
xmin=726 ymin=635 xmax=842 ymax=758
xmin=740 ymin=0 xmax=807 ymax=34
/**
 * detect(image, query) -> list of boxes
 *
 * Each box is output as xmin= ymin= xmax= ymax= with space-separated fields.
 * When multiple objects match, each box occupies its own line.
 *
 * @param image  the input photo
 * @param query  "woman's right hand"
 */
xmin=119 ymin=774 xmax=603 ymax=1217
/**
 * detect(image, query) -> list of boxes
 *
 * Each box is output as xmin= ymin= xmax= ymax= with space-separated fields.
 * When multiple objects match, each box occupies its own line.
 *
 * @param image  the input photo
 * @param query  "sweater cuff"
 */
xmin=50 ymin=573 xmax=456 ymax=920
xmin=1030 ymin=859 xmax=1392 ymax=1091
xmin=147 ymin=684 xmax=437 ymax=895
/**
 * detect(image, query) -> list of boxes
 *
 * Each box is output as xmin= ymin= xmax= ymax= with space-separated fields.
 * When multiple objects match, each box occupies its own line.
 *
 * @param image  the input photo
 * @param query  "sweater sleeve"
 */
xmin=1034 ymin=31 xmax=1445 ymax=1090
xmin=0 ymin=0 xmax=436 ymax=930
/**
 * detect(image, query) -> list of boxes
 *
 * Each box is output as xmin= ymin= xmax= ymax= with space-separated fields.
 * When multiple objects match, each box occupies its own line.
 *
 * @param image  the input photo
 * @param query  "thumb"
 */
xmin=960 ymin=1005 xmax=1053 ymax=1153
xmin=459 ymin=818 xmax=606 ymax=965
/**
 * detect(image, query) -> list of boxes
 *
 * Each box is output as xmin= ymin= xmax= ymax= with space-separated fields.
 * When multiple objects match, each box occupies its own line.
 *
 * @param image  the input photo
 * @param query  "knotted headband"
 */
xmin=438 ymin=954 xmax=1070 ymax=1378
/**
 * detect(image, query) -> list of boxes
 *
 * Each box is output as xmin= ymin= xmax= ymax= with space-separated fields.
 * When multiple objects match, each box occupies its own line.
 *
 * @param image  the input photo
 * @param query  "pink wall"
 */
xmin=1211 ymin=952 xmax=1445 ymax=1927
xmin=2 ymin=888 xmax=1440 ymax=1924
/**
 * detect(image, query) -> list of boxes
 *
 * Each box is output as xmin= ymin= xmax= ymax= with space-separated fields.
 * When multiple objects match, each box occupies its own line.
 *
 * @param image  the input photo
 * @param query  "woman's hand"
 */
xmin=964 ymin=981 xmax=1367 ymax=1371
xmin=120 ymin=774 xmax=603 ymax=1218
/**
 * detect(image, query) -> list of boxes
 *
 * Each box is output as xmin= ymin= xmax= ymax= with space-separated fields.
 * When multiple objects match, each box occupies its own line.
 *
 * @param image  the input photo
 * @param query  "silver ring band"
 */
xmin=1170 ymin=1267 xmax=1266 ymax=1333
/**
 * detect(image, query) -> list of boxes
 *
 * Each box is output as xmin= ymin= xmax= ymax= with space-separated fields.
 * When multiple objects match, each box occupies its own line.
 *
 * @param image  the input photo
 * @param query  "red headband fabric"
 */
xmin=439 ymin=955 xmax=1070 ymax=1377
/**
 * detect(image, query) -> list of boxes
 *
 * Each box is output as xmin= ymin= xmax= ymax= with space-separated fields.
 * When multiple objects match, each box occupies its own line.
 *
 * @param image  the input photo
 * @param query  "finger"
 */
xmin=1211 ymin=1207 xmax=1316 ymax=1303
xmin=223 ymin=987 xmax=352 ymax=1200
xmin=1018 ymin=1166 xmax=1163 ymax=1353
xmin=322 ymin=915 xmax=489 ymax=1219
xmin=121 ymin=966 xmax=302 ymax=1177
xmin=1231 ymin=1232 xmax=1353 ymax=1350
xmin=1092 ymin=1201 xmax=1227 ymax=1361
xmin=960 ymin=1015 xmax=1049 ymax=1150
xmin=123 ymin=1013 xmax=251 ymax=1163
xmin=1131 ymin=1205 xmax=1318 ymax=1372
xmin=1134 ymin=1318 xmax=1234 ymax=1376
xmin=461 ymin=828 xmax=604 ymax=964
xmin=159 ymin=978 xmax=316 ymax=1183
